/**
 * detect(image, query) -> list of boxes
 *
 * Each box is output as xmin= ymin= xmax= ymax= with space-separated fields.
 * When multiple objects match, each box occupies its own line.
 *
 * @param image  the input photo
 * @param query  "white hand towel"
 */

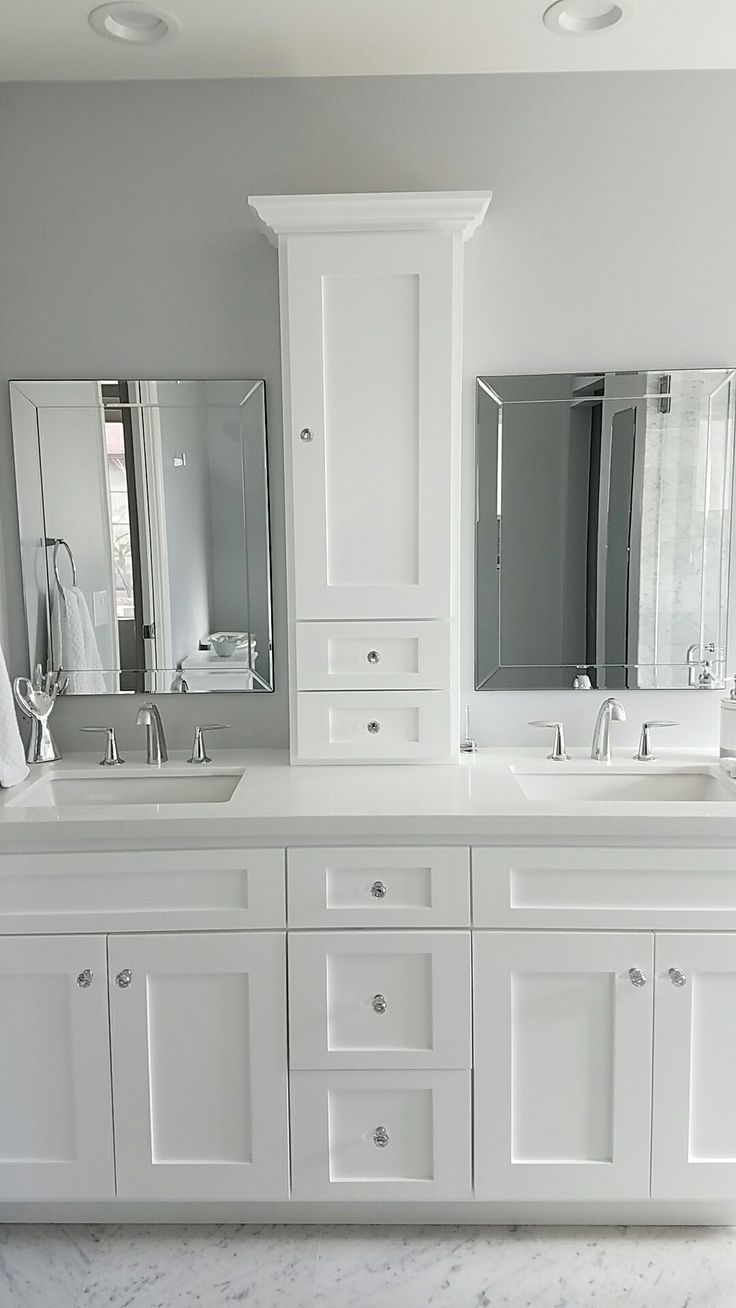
xmin=0 ymin=639 xmax=28 ymax=788
xmin=51 ymin=585 xmax=107 ymax=695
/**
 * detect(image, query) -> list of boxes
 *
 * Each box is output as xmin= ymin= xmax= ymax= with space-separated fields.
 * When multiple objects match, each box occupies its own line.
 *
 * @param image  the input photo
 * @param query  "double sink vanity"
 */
xmin=3 ymin=724 xmax=736 ymax=1222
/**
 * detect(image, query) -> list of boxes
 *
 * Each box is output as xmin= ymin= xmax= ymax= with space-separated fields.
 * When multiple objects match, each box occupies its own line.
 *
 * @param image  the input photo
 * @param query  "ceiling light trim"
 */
xmin=543 ymin=0 xmax=628 ymax=36
xmin=88 ymin=2 xmax=179 ymax=45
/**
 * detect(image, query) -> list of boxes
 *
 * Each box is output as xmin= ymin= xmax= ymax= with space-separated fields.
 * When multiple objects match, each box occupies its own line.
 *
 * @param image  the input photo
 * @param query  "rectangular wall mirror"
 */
xmin=10 ymin=380 xmax=273 ymax=694
xmin=476 ymin=369 xmax=736 ymax=690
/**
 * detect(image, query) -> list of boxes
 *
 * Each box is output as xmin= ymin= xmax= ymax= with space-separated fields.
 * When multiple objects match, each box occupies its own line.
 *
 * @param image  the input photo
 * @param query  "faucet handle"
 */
xmin=635 ymin=720 xmax=678 ymax=763
xmin=188 ymin=724 xmax=231 ymax=765
xmin=79 ymin=726 xmax=125 ymax=766
xmin=529 ymin=720 xmax=570 ymax=762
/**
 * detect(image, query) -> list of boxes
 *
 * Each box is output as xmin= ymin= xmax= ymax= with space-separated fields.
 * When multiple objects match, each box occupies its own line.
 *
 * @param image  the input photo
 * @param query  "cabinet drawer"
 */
xmin=288 ymin=930 xmax=471 ymax=1069
xmin=290 ymin=1069 xmax=471 ymax=1200
xmin=472 ymin=847 xmax=736 ymax=929
xmin=295 ymin=621 xmax=450 ymax=690
xmin=0 ymin=849 xmax=285 ymax=932
xmin=295 ymin=690 xmax=453 ymax=763
xmin=287 ymin=847 xmax=470 ymax=927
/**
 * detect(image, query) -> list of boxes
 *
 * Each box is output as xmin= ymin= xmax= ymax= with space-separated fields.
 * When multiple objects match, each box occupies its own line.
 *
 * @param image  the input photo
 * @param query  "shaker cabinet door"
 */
xmin=0 ymin=934 xmax=114 ymax=1200
xmin=285 ymin=232 xmax=456 ymax=619
xmin=108 ymin=931 xmax=289 ymax=1200
xmin=652 ymin=933 xmax=736 ymax=1199
xmin=474 ymin=931 xmax=654 ymax=1201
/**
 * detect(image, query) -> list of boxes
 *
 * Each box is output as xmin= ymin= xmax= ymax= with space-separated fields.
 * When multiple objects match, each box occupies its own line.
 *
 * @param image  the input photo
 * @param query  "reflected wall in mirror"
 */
xmin=10 ymin=380 xmax=273 ymax=694
xmin=476 ymin=370 xmax=736 ymax=690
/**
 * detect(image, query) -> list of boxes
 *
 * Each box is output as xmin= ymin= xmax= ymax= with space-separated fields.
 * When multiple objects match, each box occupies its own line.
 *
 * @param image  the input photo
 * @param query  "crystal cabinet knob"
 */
xmin=366 ymin=650 xmax=381 ymax=665
xmin=669 ymin=967 xmax=687 ymax=987
xmin=76 ymin=969 xmax=93 ymax=989
xmin=366 ymin=721 xmax=381 ymax=735
xmin=299 ymin=428 xmax=314 ymax=443
xmin=372 ymin=1126 xmax=390 ymax=1148
xmin=371 ymin=880 xmax=387 ymax=899
xmin=629 ymin=967 xmax=647 ymax=988
xmin=372 ymin=993 xmax=388 ymax=1014
xmin=116 ymin=969 xmax=133 ymax=989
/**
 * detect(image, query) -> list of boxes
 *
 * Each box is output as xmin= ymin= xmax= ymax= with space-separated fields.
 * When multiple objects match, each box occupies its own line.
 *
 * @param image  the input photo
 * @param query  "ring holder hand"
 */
xmin=13 ymin=667 xmax=67 ymax=764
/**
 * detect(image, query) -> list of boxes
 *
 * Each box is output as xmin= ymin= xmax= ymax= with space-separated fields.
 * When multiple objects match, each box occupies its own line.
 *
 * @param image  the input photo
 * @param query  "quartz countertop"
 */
xmin=1 ymin=748 xmax=736 ymax=850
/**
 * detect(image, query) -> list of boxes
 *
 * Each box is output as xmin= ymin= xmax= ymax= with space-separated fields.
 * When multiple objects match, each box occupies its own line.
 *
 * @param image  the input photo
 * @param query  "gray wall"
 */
xmin=1 ymin=72 xmax=735 ymax=750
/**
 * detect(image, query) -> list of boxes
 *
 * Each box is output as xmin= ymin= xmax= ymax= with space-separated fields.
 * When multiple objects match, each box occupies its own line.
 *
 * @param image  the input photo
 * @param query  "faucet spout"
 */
xmin=135 ymin=702 xmax=168 ymax=766
xmin=591 ymin=698 xmax=626 ymax=764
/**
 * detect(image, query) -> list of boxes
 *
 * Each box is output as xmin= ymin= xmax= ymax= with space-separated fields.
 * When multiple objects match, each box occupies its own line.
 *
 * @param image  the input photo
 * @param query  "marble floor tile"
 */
xmin=1 ymin=1223 xmax=736 ymax=1308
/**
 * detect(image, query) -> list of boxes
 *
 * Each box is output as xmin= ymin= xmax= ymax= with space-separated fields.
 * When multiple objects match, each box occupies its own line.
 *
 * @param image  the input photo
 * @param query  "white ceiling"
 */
xmin=3 ymin=0 xmax=736 ymax=81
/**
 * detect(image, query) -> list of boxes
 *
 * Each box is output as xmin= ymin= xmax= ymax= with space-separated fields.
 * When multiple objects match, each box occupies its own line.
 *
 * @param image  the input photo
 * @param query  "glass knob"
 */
xmin=372 ymin=993 xmax=388 ymax=1014
xmin=76 ymin=969 xmax=93 ymax=989
xmin=669 ymin=967 xmax=687 ymax=987
xmin=367 ymin=721 xmax=381 ymax=734
xmin=371 ymin=880 xmax=387 ymax=899
xmin=629 ymin=967 xmax=647 ymax=988
xmin=372 ymin=1126 xmax=390 ymax=1148
xmin=366 ymin=650 xmax=381 ymax=665
xmin=115 ymin=969 xmax=133 ymax=989
xmin=299 ymin=428 xmax=314 ymax=443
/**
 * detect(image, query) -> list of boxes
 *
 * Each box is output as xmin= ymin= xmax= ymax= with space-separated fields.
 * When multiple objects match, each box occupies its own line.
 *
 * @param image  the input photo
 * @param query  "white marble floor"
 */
xmin=1 ymin=1224 xmax=735 ymax=1307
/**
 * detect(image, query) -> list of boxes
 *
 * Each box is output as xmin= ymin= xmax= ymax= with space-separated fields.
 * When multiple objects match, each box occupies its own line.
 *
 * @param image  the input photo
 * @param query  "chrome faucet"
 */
xmin=591 ymin=697 xmax=626 ymax=763
xmin=135 ymin=702 xmax=168 ymax=766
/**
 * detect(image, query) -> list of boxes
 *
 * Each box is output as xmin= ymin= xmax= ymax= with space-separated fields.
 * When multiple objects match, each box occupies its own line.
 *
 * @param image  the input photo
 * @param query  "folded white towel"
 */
xmin=51 ymin=585 xmax=107 ymax=695
xmin=0 ymin=640 xmax=28 ymax=788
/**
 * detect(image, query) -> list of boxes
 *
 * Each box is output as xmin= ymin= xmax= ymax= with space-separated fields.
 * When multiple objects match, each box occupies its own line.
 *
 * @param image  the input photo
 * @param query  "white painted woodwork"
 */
xmin=250 ymin=192 xmax=492 ymax=242
xmin=0 ymin=848 xmax=285 ymax=933
xmin=295 ymin=620 xmax=450 ymax=691
xmin=295 ymin=690 xmax=452 ymax=763
xmin=108 ymin=932 xmax=288 ymax=1200
xmin=289 ymin=931 xmax=471 ymax=1070
xmin=290 ymin=1069 xmax=472 ymax=1200
xmin=0 ymin=935 xmax=114 ymax=1201
xmin=652 ymin=933 xmax=736 ymax=1200
xmin=474 ymin=931 xmax=654 ymax=1201
xmin=472 ymin=846 xmax=736 ymax=930
xmin=287 ymin=846 xmax=470 ymax=928
xmin=283 ymin=232 xmax=456 ymax=621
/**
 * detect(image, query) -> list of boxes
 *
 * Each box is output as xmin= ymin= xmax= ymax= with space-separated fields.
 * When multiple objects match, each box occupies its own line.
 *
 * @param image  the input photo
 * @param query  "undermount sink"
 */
xmin=512 ymin=767 xmax=736 ymax=803
xmin=10 ymin=771 xmax=242 ymax=808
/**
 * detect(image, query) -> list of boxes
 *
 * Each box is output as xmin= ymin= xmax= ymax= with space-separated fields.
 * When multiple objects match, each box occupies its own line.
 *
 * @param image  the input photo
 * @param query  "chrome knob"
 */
xmin=76 ymin=969 xmax=93 ymax=989
xmin=366 ymin=650 xmax=381 ymax=665
xmin=367 ymin=720 xmax=381 ymax=734
xmin=371 ymin=880 xmax=387 ymax=899
xmin=629 ymin=967 xmax=647 ymax=987
xmin=669 ymin=967 xmax=687 ymax=987
xmin=299 ymin=427 xmax=314 ymax=443
xmin=115 ymin=969 xmax=133 ymax=989
xmin=372 ymin=1126 xmax=390 ymax=1148
xmin=372 ymin=993 xmax=388 ymax=1014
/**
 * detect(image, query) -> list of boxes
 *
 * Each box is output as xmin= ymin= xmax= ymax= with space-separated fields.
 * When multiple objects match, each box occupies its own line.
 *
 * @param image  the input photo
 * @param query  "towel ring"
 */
xmin=45 ymin=538 xmax=77 ymax=588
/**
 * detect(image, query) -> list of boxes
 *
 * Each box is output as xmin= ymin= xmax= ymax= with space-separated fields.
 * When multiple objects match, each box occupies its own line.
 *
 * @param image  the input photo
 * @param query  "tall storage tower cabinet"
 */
xmin=249 ymin=191 xmax=491 ymax=763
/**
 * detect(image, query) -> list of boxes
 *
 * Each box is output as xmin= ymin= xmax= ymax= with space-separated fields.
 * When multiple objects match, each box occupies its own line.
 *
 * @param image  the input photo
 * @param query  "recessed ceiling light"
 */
xmin=88 ymin=2 xmax=179 ymax=44
xmin=543 ymin=0 xmax=628 ymax=35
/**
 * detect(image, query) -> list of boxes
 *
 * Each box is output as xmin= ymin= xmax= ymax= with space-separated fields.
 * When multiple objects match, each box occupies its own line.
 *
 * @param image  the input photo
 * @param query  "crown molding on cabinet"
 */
xmin=248 ymin=190 xmax=492 ymax=245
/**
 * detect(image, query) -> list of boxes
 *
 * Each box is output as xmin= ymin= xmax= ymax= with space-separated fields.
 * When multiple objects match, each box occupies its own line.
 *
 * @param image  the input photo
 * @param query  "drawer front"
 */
xmin=0 ymin=849 xmax=285 ymax=932
xmin=289 ymin=930 xmax=471 ymax=1069
xmin=295 ymin=620 xmax=450 ymax=690
xmin=472 ymin=847 xmax=736 ymax=929
xmin=287 ymin=847 xmax=470 ymax=927
xmin=290 ymin=1069 xmax=472 ymax=1200
xmin=295 ymin=690 xmax=453 ymax=763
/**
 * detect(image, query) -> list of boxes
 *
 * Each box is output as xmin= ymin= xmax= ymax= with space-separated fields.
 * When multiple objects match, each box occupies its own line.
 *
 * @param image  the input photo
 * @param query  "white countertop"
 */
xmin=1 ymin=748 xmax=736 ymax=849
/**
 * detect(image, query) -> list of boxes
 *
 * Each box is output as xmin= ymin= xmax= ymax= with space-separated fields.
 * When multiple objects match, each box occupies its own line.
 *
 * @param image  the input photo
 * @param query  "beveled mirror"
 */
xmin=10 ymin=380 xmax=273 ymax=694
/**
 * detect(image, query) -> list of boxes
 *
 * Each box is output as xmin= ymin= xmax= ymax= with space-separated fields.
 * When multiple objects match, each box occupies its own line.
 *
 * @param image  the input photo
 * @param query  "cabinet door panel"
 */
xmin=652 ymin=933 xmax=736 ymax=1199
xmin=474 ymin=931 xmax=653 ymax=1201
xmin=0 ymin=935 xmax=114 ymax=1200
xmin=289 ymin=931 xmax=471 ymax=1069
xmin=286 ymin=232 xmax=454 ymax=619
xmin=109 ymin=932 xmax=288 ymax=1200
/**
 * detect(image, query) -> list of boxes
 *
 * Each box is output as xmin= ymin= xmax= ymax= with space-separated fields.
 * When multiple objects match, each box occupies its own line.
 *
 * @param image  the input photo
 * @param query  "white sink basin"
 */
xmin=10 ymin=771 xmax=242 ymax=808
xmin=513 ymin=767 xmax=736 ymax=803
